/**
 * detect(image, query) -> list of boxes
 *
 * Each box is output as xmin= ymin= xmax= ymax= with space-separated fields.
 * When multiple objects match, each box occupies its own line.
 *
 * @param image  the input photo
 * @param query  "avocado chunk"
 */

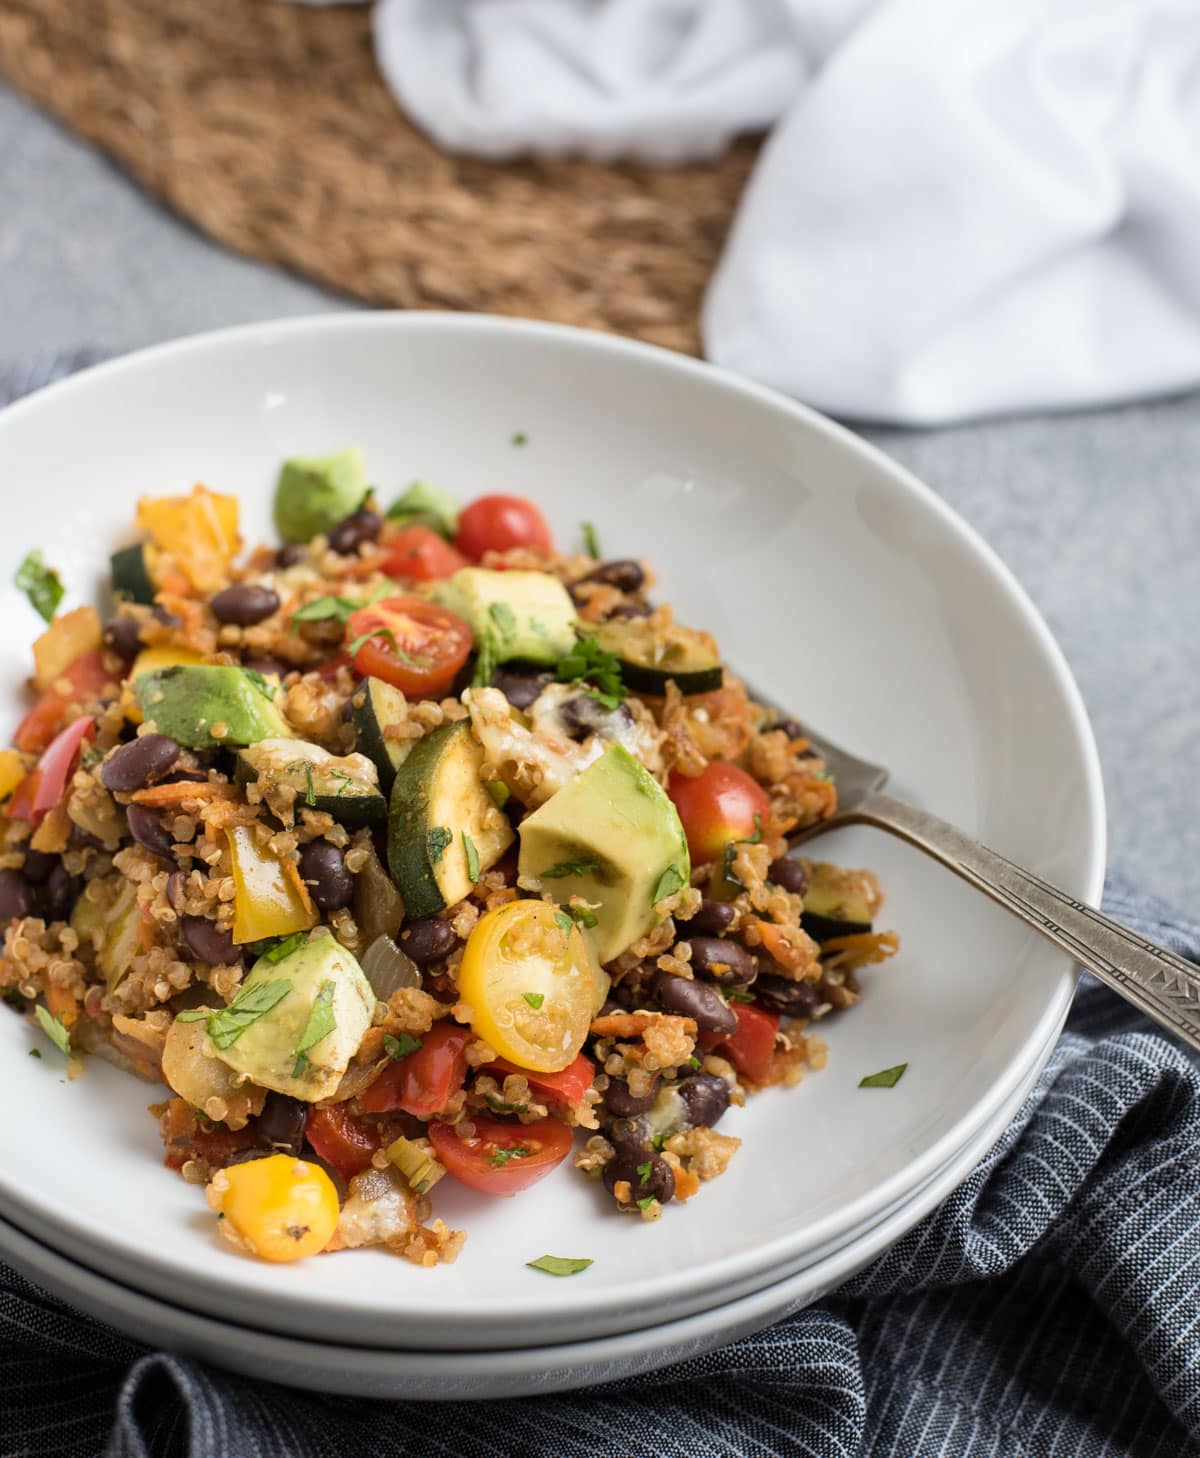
xmin=134 ymin=665 xmax=294 ymax=749
xmin=210 ymin=931 xmax=375 ymax=1101
xmin=518 ymin=744 xmax=689 ymax=964
xmin=274 ymin=446 xmax=368 ymax=544
xmin=386 ymin=480 xmax=460 ymax=540
xmin=431 ymin=568 xmax=576 ymax=666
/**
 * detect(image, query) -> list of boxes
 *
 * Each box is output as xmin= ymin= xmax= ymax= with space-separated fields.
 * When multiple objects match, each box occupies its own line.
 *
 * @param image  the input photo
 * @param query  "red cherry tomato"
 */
xmin=428 ymin=1115 xmax=573 ymax=1197
xmin=455 ymin=495 xmax=553 ymax=562
xmin=667 ymin=761 xmax=772 ymax=865
xmin=359 ymin=1020 xmax=472 ymax=1118
xmin=377 ymin=524 xmax=468 ymax=583
xmin=29 ymin=715 xmax=95 ymax=824
xmin=15 ymin=651 xmax=112 ymax=754
xmin=304 ymin=1104 xmax=381 ymax=1182
xmin=480 ymin=1052 xmax=595 ymax=1110
xmin=712 ymin=1004 xmax=780 ymax=1084
xmin=345 ymin=596 xmax=472 ymax=699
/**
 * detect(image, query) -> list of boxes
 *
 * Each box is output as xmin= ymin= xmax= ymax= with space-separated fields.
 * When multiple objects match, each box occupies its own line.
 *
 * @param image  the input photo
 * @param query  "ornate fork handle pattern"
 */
xmin=842 ymin=792 xmax=1200 ymax=1053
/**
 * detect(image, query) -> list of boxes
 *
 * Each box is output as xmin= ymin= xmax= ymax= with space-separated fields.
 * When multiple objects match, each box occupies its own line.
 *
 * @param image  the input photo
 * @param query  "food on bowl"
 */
xmin=0 ymin=451 xmax=899 ymax=1266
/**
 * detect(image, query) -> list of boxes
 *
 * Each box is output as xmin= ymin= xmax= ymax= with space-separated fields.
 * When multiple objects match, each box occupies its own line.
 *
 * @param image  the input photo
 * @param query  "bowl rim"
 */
xmin=0 ymin=311 xmax=1106 ymax=1332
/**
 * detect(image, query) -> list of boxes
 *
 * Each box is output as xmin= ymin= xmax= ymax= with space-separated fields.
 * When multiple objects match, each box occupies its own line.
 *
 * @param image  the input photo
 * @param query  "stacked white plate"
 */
xmin=0 ymin=317 xmax=1105 ymax=1399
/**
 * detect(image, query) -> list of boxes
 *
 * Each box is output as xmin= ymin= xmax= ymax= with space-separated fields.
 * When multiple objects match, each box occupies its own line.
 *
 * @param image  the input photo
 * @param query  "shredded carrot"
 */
xmin=281 ymin=853 xmax=317 ymax=917
xmin=752 ymin=919 xmax=814 ymax=974
xmin=589 ymin=1011 xmax=697 ymax=1039
xmin=44 ymin=982 xmax=79 ymax=1028
xmin=129 ymin=781 xmax=238 ymax=808
xmin=820 ymin=930 xmax=900 ymax=968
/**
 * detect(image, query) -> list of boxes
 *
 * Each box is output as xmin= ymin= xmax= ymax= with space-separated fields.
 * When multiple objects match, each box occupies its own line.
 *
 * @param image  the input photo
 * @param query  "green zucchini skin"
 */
xmin=801 ymin=911 xmax=873 ymax=943
xmin=233 ymin=747 xmax=386 ymax=829
xmin=800 ymin=862 xmax=874 ymax=942
xmin=351 ymin=677 xmax=410 ymax=792
xmin=387 ymin=724 xmax=458 ymax=920
xmin=111 ymin=544 xmax=156 ymax=605
xmin=590 ymin=620 xmax=723 ymax=696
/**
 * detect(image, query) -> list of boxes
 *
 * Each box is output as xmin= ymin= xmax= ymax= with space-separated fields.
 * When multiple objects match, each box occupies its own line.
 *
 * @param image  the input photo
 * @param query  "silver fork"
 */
xmin=785 ymin=722 xmax=1200 ymax=1055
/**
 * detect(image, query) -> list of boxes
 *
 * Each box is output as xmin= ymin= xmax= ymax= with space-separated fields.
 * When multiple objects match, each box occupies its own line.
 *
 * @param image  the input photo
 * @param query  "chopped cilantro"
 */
xmin=541 ymin=858 xmax=601 ymax=880
xmin=650 ymin=1133 xmax=666 ymax=1151
xmin=303 ymin=763 xmax=316 ymax=807
xmin=511 ymin=432 xmax=528 ymax=447
xmin=204 ymin=979 xmax=292 ymax=1051
xmin=348 ymin=625 xmax=413 ymax=662
xmin=527 ymin=1255 xmax=594 ymax=1278
xmin=749 ymin=813 xmax=763 ymax=844
xmin=14 ymin=550 xmax=65 ymax=623
xmin=263 ymin=932 xmax=307 ymax=964
xmin=427 ymin=826 xmax=453 ymax=863
xmin=463 ymin=831 xmax=480 ymax=883
xmin=485 ymin=780 xmax=511 ymax=810
xmin=859 ymin=1063 xmax=908 ymax=1089
xmin=472 ymin=626 xmax=501 ymax=688
xmin=329 ymin=768 xmax=355 ymax=797
xmin=488 ymin=601 xmax=517 ymax=638
xmin=486 ymin=1094 xmax=530 ymax=1114
xmin=554 ymin=634 xmax=626 ymax=705
xmin=28 ymin=1047 xmax=41 ymax=1059
xmin=554 ymin=909 xmax=574 ymax=936
xmin=636 ymin=1195 xmax=655 ymax=1211
xmin=522 ymin=992 xmax=545 ymax=1010
xmin=721 ymin=841 xmax=745 ymax=890
xmin=242 ymin=669 xmax=276 ymax=701
xmin=652 ymin=864 xmax=686 ymax=905
xmin=558 ymin=902 xmax=599 ymax=930
xmin=581 ymin=522 xmax=601 ymax=559
xmin=291 ymin=595 xmax=361 ymax=625
xmin=688 ymin=1054 xmax=701 ymax=1070
xmin=291 ymin=979 xmax=337 ymax=1078
xmin=726 ymin=986 xmax=755 ymax=1004
xmin=636 ymin=1160 xmax=653 ymax=1182
xmin=489 ymin=1145 xmax=531 ymax=1168
xmin=384 ymin=1032 xmax=423 ymax=1060
xmin=811 ymin=766 xmax=833 ymax=782
xmin=34 ymin=1004 xmax=71 ymax=1058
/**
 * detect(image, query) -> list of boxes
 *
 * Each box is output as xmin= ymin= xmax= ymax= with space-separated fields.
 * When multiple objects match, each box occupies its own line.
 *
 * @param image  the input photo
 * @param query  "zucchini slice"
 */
xmin=591 ymin=618 xmax=723 ymax=696
xmin=235 ymin=738 xmax=386 ymax=827
xmin=387 ymin=721 xmax=515 ymax=918
xmin=110 ymin=543 xmax=157 ymax=605
xmin=800 ymin=861 xmax=875 ymax=942
xmin=351 ymin=676 xmax=412 ymax=792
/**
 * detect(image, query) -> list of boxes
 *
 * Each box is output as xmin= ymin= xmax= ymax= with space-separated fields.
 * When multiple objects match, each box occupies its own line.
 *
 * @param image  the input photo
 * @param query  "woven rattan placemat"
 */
xmin=0 ymin=0 xmax=761 ymax=353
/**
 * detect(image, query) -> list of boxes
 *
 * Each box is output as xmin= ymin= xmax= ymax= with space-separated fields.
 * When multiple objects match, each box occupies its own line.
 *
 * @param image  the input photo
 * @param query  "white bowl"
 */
xmin=0 ymin=315 xmax=1104 ymax=1349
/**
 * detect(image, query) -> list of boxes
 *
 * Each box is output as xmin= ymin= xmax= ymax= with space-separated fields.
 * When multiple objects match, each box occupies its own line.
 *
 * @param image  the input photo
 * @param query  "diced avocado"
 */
xmin=518 ymin=744 xmax=689 ymax=964
xmin=351 ymin=677 xmax=413 ymax=792
xmin=134 ymin=666 xmax=294 ymax=749
xmin=430 ymin=568 xmax=576 ymax=666
xmin=211 ymin=931 xmax=375 ymax=1101
xmin=234 ymin=738 xmax=386 ymax=827
xmin=800 ymin=861 xmax=875 ymax=941
xmin=387 ymin=720 xmax=515 ymax=918
xmin=274 ymin=446 xmax=368 ymax=544
xmin=386 ymin=481 xmax=460 ymax=540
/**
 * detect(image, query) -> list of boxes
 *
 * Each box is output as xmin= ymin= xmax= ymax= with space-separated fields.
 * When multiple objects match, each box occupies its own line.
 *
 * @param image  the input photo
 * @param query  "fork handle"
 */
xmin=844 ymin=791 xmax=1200 ymax=1054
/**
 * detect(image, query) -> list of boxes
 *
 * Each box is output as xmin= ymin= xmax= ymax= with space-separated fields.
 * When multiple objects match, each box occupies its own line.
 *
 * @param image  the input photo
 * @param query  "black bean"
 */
xmin=491 ymin=666 xmax=552 ymax=711
xmin=0 ymin=870 xmax=33 ymax=921
xmin=604 ymin=1152 xmax=675 ymax=1206
xmin=21 ymin=850 xmax=56 ymax=885
xmin=607 ymin=1115 xmax=652 ymax=1154
xmin=101 ymin=734 xmax=182 ymax=793
xmin=689 ymin=936 xmax=758 ymax=988
xmin=104 ymin=614 xmax=144 ymax=662
xmin=399 ymin=915 xmax=459 ymax=966
xmin=775 ymin=718 xmax=806 ymax=741
xmin=676 ymin=1073 xmax=731 ymax=1130
xmin=580 ymin=559 xmax=645 ymax=593
xmin=558 ymin=694 xmax=633 ymax=742
xmin=603 ymin=1076 xmax=660 ymax=1119
xmin=277 ymin=543 xmax=306 ymax=568
xmin=754 ymin=975 xmax=825 ymax=1018
xmin=126 ymin=803 xmax=176 ymax=861
xmin=43 ymin=864 xmax=80 ymax=922
xmin=210 ymin=584 xmax=280 ymax=626
xmin=70 ymin=825 xmax=108 ymax=851
xmin=166 ymin=871 xmax=187 ymax=912
xmin=182 ymin=915 xmax=239 ymax=966
xmin=768 ymin=857 xmax=809 ymax=897
xmin=298 ymin=841 xmax=353 ymax=912
xmin=687 ymin=898 xmax=736 ymax=936
xmin=605 ymin=601 xmax=652 ymax=621
xmin=655 ymin=971 xmax=737 ymax=1036
xmin=328 ymin=509 xmax=382 ymax=555
xmin=225 ymin=1147 xmax=272 ymax=1167
xmin=257 ymin=1093 xmax=308 ymax=1155
xmin=152 ymin=604 xmax=182 ymax=629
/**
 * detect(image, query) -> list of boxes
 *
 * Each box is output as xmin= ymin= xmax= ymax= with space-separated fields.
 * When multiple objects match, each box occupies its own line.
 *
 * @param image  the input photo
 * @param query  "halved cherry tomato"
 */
xmin=667 ymin=761 xmax=772 ymax=865
xmin=377 ymin=524 xmax=468 ymax=583
xmin=359 ymin=1020 xmax=471 ymax=1118
xmin=455 ymin=495 xmax=553 ymax=562
xmin=345 ymin=595 xmax=472 ymax=699
xmin=711 ymin=1003 xmax=780 ymax=1084
xmin=30 ymin=715 xmax=94 ymax=823
xmin=305 ymin=1104 xmax=381 ymax=1182
xmin=480 ymin=1052 xmax=595 ymax=1109
xmin=428 ymin=1114 xmax=573 ymax=1197
xmin=15 ymin=650 xmax=112 ymax=754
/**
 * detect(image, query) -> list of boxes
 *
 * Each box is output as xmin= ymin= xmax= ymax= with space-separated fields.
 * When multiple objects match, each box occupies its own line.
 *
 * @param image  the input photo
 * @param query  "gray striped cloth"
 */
xmin=2 ymin=358 xmax=1198 ymax=1458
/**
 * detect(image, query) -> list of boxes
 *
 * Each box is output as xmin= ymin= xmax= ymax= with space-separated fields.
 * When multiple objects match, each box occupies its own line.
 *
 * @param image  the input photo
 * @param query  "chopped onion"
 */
xmin=361 ymin=934 xmax=421 ymax=1000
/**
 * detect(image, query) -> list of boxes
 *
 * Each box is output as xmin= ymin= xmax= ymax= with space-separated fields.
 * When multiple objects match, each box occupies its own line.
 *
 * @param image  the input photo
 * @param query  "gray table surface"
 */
xmin=3 ymin=83 xmax=1197 ymax=908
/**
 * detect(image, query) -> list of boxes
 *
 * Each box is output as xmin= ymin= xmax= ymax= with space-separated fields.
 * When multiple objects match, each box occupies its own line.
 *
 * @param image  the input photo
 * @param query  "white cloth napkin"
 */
xmin=324 ymin=0 xmax=1200 ymax=424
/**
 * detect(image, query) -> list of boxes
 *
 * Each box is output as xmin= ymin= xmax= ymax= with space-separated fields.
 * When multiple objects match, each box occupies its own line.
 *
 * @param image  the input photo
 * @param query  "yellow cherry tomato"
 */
xmin=458 ymin=900 xmax=599 ymax=1073
xmin=207 ymin=1153 xmax=338 ymax=1263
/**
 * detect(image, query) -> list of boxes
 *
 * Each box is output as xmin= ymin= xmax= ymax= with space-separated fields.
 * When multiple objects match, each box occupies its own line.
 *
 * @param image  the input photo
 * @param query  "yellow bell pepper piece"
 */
xmin=32 ymin=606 xmax=103 ymax=694
xmin=226 ymin=826 xmax=317 ymax=945
xmin=123 ymin=645 xmax=206 ymax=723
xmin=136 ymin=486 xmax=240 ymax=593
xmin=0 ymin=750 xmax=26 ymax=804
